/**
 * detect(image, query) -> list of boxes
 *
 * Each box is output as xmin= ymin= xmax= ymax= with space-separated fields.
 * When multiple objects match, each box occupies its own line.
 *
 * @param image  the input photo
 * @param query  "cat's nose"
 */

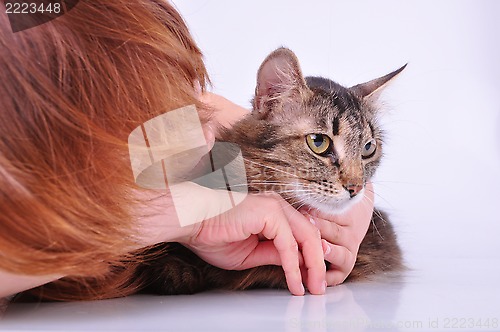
xmin=345 ymin=184 xmax=363 ymax=198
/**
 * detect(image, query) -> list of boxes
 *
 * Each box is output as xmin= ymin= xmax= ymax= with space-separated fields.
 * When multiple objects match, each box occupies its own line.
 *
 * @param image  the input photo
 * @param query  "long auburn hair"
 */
xmin=0 ymin=0 xmax=208 ymax=300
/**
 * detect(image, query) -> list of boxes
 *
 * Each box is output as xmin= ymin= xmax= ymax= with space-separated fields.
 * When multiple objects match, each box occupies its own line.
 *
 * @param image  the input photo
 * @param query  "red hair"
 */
xmin=0 ymin=0 xmax=208 ymax=300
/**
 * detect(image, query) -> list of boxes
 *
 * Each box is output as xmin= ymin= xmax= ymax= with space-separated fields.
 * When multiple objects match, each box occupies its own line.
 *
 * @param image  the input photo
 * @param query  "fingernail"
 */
xmin=322 ymin=239 xmax=331 ymax=255
xmin=321 ymin=280 xmax=327 ymax=293
xmin=308 ymin=216 xmax=316 ymax=225
xmin=324 ymin=281 xmax=328 ymax=292
xmin=300 ymin=283 xmax=305 ymax=295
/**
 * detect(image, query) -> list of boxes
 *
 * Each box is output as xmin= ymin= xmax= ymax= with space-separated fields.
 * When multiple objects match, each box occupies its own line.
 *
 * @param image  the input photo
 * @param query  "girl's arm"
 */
xmin=0 ymin=269 xmax=63 ymax=299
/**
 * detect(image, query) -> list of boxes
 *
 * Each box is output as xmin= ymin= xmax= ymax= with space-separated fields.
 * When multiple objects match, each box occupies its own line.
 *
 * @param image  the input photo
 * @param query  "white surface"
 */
xmin=2 ymin=0 xmax=500 ymax=330
xmin=2 ymin=259 xmax=500 ymax=331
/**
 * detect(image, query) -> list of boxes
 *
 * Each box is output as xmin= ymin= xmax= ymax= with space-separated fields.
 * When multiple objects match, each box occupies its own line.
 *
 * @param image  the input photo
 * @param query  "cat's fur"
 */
xmin=136 ymin=48 xmax=405 ymax=294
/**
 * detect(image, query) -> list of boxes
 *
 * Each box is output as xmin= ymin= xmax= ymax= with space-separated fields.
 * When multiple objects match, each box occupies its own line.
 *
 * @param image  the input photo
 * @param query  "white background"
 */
xmin=2 ymin=1 xmax=500 ymax=330
xmin=174 ymin=0 xmax=500 ymax=263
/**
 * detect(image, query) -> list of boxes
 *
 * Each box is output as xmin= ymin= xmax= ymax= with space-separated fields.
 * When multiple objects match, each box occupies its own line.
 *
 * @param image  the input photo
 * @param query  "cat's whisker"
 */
xmin=228 ymin=182 xmax=290 ymax=188
xmin=290 ymin=199 xmax=313 ymax=210
xmin=293 ymin=202 xmax=309 ymax=211
xmin=358 ymin=193 xmax=387 ymax=240
xmin=273 ymin=190 xmax=314 ymax=195
xmin=371 ymin=180 xmax=423 ymax=186
xmin=363 ymin=195 xmax=385 ymax=222
xmin=243 ymin=159 xmax=302 ymax=179
xmin=371 ymin=216 xmax=385 ymax=240
xmin=362 ymin=189 xmax=376 ymax=206
xmin=364 ymin=187 xmax=395 ymax=211
xmin=280 ymin=190 xmax=315 ymax=199
xmin=290 ymin=192 xmax=321 ymax=211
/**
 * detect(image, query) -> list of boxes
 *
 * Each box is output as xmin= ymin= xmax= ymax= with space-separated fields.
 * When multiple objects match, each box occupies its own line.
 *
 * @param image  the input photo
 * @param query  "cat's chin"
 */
xmin=297 ymin=188 xmax=365 ymax=217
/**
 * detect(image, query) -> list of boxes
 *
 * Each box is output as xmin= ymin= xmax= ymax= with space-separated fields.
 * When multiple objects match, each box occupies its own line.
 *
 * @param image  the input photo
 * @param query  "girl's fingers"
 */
xmin=271 ymin=222 xmax=305 ymax=296
xmin=278 ymin=199 xmax=326 ymax=295
xmin=237 ymin=240 xmax=283 ymax=270
xmin=322 ymin=240 xmax=356 ymax=286
xmin=253 ymin=199 xmax=304 ymax=296
xmin=326 ymin=269 xmax=350 ymax=287
xmin=312 ymin=215 xmax=348 ymax=247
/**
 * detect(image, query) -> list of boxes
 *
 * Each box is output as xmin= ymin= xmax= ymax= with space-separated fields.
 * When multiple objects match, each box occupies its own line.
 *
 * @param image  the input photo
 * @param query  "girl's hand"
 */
xmin=181 ymin=192 xmax=327 ymax=296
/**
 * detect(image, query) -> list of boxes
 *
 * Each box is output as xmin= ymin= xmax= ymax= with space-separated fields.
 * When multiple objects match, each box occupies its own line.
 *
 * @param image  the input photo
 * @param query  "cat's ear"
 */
xmin=350 ymin=64 xmax=407 ymax=101
xmin=253 ymin=47 xmax=308 ymax=118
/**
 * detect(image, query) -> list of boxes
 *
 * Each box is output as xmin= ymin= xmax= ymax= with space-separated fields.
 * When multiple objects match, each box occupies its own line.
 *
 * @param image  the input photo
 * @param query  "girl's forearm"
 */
xmin=0 ymin=269 xmax=63 ymax=299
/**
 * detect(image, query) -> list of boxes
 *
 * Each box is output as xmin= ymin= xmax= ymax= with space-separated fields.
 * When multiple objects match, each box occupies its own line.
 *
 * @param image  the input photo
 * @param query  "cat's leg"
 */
xmin=136 ymin=243 xmax=211 ymax=295
xmin=205 ymin=265 xmax=287 ymax=291
xmin=137 ymin=243 xmax=290 ymax=294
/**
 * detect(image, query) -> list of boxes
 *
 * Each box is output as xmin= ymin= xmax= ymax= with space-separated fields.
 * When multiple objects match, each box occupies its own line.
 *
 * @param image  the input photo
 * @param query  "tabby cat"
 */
xmin=137 ymin=48 xmax=405 ymax=294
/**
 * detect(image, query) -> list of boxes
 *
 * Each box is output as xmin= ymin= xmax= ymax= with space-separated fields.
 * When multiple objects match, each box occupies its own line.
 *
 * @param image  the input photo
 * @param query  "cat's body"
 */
xmin=137 ymin=48 xmax=404 ymax=295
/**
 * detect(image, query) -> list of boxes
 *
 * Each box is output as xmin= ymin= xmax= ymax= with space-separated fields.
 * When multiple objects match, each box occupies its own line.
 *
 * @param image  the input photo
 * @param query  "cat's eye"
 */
xmin=306 ymin=134 xmax=332 ymax=155
xmin=362 ymin=139 xmax=377 ymax=159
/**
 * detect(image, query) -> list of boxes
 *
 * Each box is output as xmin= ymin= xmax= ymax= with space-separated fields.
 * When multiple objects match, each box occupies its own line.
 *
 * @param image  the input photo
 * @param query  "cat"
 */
xmin=135 ymin=48 xmax=405 ymax=294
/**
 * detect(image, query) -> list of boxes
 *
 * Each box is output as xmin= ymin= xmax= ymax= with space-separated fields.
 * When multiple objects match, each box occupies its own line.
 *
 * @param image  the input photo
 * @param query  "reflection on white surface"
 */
xmin=2 ymin=259 xmax=499 ymax=331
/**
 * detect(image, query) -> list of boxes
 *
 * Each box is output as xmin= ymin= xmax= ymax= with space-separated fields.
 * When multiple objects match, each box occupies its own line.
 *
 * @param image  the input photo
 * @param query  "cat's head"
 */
xmin=249 ymin=47 xmax=405 ymax=214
